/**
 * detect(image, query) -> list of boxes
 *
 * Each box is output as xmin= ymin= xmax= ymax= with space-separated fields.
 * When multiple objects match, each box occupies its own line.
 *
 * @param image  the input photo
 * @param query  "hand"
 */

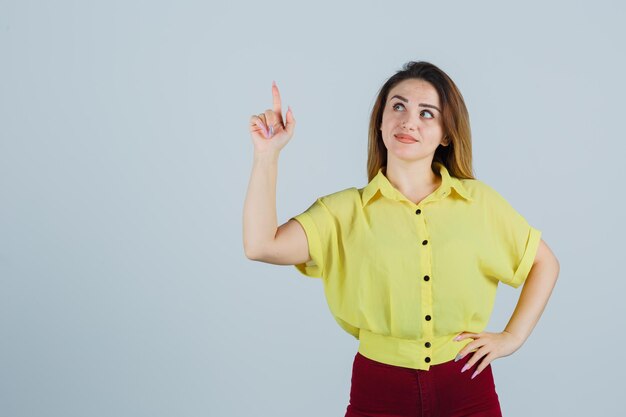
xmin=453 ymin=331 xmax=524 ymax=379
xmin=249 ymin=80 xmax=296 ymax=155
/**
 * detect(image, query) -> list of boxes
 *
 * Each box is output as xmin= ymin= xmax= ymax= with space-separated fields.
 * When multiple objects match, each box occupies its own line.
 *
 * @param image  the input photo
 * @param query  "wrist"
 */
xmin=503 ymin=330 xmax=525 ymax=345
xmin=253 ymin=150 xmax=280 ymax=163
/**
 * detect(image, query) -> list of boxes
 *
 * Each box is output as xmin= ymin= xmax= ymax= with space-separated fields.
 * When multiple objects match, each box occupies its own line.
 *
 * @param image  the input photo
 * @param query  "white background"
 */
xmin=1 ymin=0 xmax=623 ymax=415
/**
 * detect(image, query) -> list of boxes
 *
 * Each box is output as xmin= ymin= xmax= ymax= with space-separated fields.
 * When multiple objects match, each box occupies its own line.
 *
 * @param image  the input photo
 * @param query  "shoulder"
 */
xmin=460 ymin=178 xmax=528 ymax=224
xmin=318 ymin=186 xmax=359 ymax=204
xmin=456 ymin=178 xmax=509 ymax=205
xmin=317 ymin=187 xmax=361 ymax=214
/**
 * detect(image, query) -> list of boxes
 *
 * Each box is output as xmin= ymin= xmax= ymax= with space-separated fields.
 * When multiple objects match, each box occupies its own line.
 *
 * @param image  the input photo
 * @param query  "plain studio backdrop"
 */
xmin=1 ymin=1 xmax=623 ymax=416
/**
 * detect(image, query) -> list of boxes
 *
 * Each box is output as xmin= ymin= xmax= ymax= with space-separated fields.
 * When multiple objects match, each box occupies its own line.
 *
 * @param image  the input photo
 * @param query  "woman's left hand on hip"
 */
xmin=453 ymin=331 xmax=524 ymax=379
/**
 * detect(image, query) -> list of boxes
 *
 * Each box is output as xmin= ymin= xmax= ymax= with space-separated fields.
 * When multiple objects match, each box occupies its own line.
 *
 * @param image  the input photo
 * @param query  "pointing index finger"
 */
xmin=272 ymin=80 xmax=284 ymax=124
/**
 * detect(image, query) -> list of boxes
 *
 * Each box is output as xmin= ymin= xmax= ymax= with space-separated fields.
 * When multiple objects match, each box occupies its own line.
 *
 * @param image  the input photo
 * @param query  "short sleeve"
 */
xmin=290 ymin=198 xmax=337 ymax=279
xmin=481 ymin=186 xmax=542 ymax=288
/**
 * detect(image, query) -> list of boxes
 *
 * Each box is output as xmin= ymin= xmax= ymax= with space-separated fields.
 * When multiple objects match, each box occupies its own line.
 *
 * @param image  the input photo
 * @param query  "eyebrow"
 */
xmin=389 ymin=95 xmax=441 ymax=113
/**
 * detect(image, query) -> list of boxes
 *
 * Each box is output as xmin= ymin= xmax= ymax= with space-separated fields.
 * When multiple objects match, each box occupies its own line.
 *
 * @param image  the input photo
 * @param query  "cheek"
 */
xmin=382 ymin=109 xmax=398 ymax=123
xmin=422 ymin=121 xmax=443 ymax=136
xmin=381 ymin=115 xmax=399 ymax=134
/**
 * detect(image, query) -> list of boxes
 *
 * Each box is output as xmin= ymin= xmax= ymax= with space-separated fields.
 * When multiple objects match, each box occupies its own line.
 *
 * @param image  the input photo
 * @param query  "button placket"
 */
xmin=415 ymin=204 xmax=433 ymax=367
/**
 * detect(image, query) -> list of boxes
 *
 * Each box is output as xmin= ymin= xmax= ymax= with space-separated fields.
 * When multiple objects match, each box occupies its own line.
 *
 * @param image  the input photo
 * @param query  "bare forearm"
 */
xmin=504 ymin=258 xmax=560 ymax=345
xmin=243 ymin=151 xmax=280 ymax=258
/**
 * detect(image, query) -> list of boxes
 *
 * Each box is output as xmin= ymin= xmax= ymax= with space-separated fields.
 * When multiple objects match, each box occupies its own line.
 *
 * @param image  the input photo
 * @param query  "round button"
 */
xmin=425 ymin=342 xmax=431 ymax=348
xmin=423 ymin=275 xmax=430 ymax=281
xmin=425 ymin=315 xmax=431 ymax=321
xmin=425 ymin=357 xmax=431 ymax=363
xmin=422 ymin=240 xmax=428 ymax=245
xmin=415 ymin=209 xmax=421 ymax=215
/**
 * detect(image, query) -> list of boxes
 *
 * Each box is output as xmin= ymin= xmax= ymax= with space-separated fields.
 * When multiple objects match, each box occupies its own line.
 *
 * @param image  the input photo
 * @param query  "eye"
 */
xmin=392 ymin=102 xmax=435 ymax=119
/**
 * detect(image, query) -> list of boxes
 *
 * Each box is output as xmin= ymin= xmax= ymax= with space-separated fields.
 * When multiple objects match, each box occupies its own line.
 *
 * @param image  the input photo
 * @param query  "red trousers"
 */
xmin=345 ymin=351 xmax=503 ymax=417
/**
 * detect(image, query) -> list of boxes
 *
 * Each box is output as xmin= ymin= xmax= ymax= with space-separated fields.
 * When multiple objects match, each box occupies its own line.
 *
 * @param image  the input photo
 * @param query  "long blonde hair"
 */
xmin=366 ymin=61 xmax=475 ymax=181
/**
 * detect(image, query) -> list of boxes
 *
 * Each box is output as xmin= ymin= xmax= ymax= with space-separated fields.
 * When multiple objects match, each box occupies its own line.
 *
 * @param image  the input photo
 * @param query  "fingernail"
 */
xmin=269 ymin=125 xmax=273 ymax=136
xmin=471 ymin=370 xmax=478 ymax=379
xmin=461 ymin=363 xmax=469 ymax=373
xmin=454 ymin=336 xmax=461 ymax=341
xmin=454 ymin=353 xmax=463 ymax=362
xmin=256 ymin=122 xmax=268 ymax=137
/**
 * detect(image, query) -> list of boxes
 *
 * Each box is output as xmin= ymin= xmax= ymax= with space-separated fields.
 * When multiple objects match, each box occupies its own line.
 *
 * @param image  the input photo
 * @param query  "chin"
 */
xmin=385 ymin=146 xmax=434 ymax=163
xmin=386 ymin=143 xmax=422 ymax=155
xmin=390 ymin=152 xmax=430 ymax=164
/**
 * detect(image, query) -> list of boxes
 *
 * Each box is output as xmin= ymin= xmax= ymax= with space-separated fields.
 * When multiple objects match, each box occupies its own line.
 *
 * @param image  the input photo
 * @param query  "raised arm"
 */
xmin=242 ymin=81 xmax=310 ymax=265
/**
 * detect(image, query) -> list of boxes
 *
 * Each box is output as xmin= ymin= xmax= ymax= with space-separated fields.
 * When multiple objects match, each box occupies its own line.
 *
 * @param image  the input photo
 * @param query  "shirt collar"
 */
xmin=361 ymin=161 xmax=474 ymax=207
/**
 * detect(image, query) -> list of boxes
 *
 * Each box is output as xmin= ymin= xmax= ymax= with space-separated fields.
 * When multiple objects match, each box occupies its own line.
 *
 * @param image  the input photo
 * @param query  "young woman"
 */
xmin=243 ymin=61 xmax=560 ymax=417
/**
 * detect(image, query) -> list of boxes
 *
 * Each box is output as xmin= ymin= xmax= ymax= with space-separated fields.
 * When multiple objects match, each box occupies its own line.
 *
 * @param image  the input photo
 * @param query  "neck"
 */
xmin=384 ymin=160 xmax=441 ymax=200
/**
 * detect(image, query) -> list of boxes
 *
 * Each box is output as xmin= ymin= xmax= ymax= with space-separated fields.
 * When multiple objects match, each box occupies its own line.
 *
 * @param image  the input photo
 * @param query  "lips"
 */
xmin=395 ymin=133 xmax=417 ymax=143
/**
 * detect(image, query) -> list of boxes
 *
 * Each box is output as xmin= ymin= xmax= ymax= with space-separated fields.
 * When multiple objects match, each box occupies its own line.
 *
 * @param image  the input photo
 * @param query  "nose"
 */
xmin=400 ymin=111 xmax=421 ymax=130
xmin=401 ymin=118 xmax=418 ymax=130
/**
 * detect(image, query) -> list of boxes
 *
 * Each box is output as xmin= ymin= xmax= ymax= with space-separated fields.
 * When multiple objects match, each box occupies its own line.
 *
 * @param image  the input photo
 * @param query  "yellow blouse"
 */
xmin=290 ymin=161 xmax=542 ymax=370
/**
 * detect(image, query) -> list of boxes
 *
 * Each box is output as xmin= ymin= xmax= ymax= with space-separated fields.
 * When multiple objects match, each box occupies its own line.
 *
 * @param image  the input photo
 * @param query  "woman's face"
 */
xmin=380 ymin=78 xmax=448 ymax=165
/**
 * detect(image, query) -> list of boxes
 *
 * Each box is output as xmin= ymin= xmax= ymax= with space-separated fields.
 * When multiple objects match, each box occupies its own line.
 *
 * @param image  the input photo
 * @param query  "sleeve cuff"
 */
xmin=291 ymin=211 xmax=325 ymax=278
xmin=508 ymin=226 xmax=542 ymax=288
